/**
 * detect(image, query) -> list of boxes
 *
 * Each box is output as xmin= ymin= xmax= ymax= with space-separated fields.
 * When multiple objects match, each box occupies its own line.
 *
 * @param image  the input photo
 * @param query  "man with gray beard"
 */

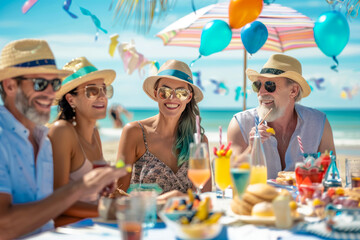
xmin=227 ymin=54 xmax=335 ymax=179
xmin=0 ymin=39 xmax=127 ymax=239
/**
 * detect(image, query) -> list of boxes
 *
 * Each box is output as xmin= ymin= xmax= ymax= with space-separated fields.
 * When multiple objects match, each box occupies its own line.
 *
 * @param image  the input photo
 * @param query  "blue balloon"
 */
xmin=263 ymin=0 xmax=275 ymax=5
xmin=314 ymin=11 xmax=350 ymax=57
xmin=199 ymin=20 xmax=232 ymax=56
xmin=241 ymin=21 xmax=268 ymax=54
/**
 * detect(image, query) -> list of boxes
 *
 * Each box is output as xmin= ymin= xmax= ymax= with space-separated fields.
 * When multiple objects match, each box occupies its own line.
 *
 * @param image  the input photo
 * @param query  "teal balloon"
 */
xmin=241 ymin=21 xmax=268 ymax=54
xmin=314 ymin=11 xmax=350 ymax=57
xmin=199 ymin=20 xmax=232 ymax=56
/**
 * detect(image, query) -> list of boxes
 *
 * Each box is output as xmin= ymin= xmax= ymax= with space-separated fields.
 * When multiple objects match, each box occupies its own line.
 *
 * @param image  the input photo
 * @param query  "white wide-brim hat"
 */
xmin=54 ymin=56 xmax=116 ymax=105
xmin=246 ymin=54 xmax=311 ymax=98
xmin=143 ymin=59 xmax=203 ymax=103
xmin=0 ymin=39 xmax=73 ymax=82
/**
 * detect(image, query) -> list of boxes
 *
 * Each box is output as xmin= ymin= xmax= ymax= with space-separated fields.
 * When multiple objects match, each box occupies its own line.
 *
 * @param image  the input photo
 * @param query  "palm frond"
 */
xmin=111 ymin=0 xmax=176 ymax=33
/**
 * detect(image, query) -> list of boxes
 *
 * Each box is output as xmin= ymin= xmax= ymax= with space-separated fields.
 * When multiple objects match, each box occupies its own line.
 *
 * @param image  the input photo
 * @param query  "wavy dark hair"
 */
xmin=54 ymin=88 xmax=78 ymax=121
xmin=154 ymin=79 xmax=204 ymax=166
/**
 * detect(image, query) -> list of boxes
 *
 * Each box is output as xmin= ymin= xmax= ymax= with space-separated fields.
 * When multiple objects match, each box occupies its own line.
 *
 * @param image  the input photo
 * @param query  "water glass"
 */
xmin=116 ymin=196 xmax=145 ymax=240
xmin=131 ymin=190 xmax=158 ymax=229
xmin=345 ymin=159 xmax=360 ymax=188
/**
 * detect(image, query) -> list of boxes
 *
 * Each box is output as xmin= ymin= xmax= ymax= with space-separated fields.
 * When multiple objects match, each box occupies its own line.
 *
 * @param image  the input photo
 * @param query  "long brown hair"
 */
xmin=55 ymin=88 xmax=77 ymax=121
xmin=154 ymin=79 xmax=204 ymax=166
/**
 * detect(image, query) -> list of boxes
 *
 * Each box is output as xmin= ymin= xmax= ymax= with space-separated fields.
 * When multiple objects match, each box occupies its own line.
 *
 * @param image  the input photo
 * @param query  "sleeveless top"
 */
xmin=68 ymin=126 xmax=105 ymax=203
xmin=130 ymin=122 xmax=193 ymax=194
xmin=233 ymin=104 xmax=326 ymax=179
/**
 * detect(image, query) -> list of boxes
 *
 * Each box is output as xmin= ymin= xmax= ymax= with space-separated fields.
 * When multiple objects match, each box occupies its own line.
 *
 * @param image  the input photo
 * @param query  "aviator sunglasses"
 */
xmin=157 ymin=86 xmax=191 ymax=101
xmin=252 ymin=80 xmax=276 ymax=93
xmin=75 ymin=85 xmax=114 ymax=99
xmin=14 ymin=76 xmax=62 ymax=92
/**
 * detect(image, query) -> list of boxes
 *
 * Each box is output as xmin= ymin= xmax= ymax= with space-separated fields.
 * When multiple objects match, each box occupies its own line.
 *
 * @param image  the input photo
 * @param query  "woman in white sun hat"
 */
xmin=116 ymin=59 xmax=211 ymax=196
xmin=48 ymin=57 xmax=115 ymax=226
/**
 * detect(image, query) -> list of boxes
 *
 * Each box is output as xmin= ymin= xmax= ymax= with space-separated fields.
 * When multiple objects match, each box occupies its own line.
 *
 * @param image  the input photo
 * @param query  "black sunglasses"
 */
xmin=14 ymin=76 xmax=62 ymax=92
xmin=252 ymin=81 xmax=276 ymax=93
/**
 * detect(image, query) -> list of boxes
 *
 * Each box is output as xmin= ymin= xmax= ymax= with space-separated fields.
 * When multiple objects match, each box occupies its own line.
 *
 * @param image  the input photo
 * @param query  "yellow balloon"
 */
xmin=340 ymin=90 xmax=347 ymax=99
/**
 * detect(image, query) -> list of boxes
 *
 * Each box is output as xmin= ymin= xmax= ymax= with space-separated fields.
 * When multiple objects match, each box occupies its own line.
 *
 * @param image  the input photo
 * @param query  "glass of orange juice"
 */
xmin=188 ymin=142 xmax=211 ymax=195
xmin=214 ymin=154 xmax=232 ymax=199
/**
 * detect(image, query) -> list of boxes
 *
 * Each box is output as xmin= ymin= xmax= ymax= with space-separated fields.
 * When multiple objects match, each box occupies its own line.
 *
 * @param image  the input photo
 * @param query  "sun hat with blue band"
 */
xmin=246 ymin=54 xmax=311 ymax=98
xmin=54 ymin=56 xmax=116 ymax=104
xmin=0 ymin=39 xmax=73 ymax=82
xmin=143 ymin=59 xmax=203 ymax=102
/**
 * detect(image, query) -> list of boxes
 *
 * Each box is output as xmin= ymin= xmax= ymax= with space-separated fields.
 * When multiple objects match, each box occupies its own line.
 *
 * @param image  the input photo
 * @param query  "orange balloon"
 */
xmin=228 ymin=0 xmax=263 ymax=29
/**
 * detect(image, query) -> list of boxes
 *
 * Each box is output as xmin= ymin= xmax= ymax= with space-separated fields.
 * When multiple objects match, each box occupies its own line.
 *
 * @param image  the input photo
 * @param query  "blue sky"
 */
xmin=0 ymin=0 xmax=359 ymax=109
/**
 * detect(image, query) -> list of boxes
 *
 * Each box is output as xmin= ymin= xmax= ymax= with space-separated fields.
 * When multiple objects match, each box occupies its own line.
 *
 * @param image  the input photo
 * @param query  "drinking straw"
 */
xmin=196 ymin=115 xmax=200 ymax=143
xmin=258 ymin=108 xmax=273 ymax=126
xmin=297 ymin=135 xmax=304 ymax=154
xmin=219 ymin=126 xmax=222 ymax=146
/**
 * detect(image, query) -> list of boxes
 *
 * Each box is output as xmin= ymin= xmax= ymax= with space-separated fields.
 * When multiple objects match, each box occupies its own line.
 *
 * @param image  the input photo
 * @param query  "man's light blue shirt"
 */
xmin=0 ymin=105 xmax=54 ymax=234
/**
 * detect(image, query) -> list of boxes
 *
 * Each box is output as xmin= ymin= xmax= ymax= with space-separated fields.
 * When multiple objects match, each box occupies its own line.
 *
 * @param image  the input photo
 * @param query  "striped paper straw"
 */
xmin=219 ymin=126 xmax=222 ymax=146
xmin=297 ymin=135 xmax=304 ymax=154
xmin=196 ymin=115 xmax=200 ymax=143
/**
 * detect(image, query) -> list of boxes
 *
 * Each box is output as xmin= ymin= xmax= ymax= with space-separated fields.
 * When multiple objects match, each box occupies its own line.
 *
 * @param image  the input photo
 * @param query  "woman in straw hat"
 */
xmin=116 ymin=59 xmax=211 ymax=195
xmin=48 ymin=57 xmax=115 ymax=226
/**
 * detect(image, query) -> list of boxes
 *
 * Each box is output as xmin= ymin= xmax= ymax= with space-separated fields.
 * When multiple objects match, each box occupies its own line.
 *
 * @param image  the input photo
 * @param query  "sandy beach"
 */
xmin=103 ymin=139 xmax=359 ymax=186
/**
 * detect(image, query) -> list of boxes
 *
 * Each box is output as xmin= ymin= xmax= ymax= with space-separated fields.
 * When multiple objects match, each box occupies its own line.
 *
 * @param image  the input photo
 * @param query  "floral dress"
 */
xmin=130 ymin=122 xmax=193 ymax=194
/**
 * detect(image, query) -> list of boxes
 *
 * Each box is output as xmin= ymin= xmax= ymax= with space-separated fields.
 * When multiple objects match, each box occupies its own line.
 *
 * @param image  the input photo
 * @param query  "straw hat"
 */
xmin=143 ymin=60 xmax=203 ymax=103
xmin=246 ymin=54 xmax=311 ymax=98
xmin=54 ymin=57 xmax=116 ymax=104
xmin=0 ymin=39 xmax=73 ymax=81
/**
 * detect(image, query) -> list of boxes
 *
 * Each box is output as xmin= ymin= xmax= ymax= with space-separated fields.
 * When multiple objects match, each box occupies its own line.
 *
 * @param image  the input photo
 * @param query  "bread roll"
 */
xmin=252 ymin=202 xmax=274 ymax=217
xmin=246 ymin=184 xmax=278 ymax=201
xmin=231 ymin=196 xmax=252 ymax=215
xmin=242 ymin=192 xmax=266 ymax=205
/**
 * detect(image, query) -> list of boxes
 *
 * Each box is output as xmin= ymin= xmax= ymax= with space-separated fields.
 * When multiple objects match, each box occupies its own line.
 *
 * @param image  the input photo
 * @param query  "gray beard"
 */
xmin=15 ymin=89 xmax=50 ymax=125
xmin=258 ymin=105 xmax=285 ymax=122
xmin=257 ymin=96 xmax=286 ymax=122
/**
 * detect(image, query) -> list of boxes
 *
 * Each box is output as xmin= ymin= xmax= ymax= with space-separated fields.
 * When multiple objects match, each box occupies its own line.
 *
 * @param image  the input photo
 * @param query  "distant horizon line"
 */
xmin=119 ymin=107 xmax=360 ymax=111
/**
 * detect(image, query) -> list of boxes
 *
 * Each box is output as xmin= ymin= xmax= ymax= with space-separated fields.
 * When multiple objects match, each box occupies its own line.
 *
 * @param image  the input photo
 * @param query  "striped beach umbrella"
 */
xmin=156 ymin=3 xmax=316 ymax=109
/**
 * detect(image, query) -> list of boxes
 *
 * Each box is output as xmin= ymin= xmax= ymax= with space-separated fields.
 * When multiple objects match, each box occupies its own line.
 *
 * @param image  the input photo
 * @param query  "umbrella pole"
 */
xmin=242 ymin=49 xmax=247 ymax=111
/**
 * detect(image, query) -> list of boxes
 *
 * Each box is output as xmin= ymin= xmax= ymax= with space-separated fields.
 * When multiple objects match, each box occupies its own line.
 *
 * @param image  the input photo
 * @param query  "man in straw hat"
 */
xmin=0 ymin=39 xmax=127 ymax=238
xmin=227 ymin=54 xmax=335 ymax=179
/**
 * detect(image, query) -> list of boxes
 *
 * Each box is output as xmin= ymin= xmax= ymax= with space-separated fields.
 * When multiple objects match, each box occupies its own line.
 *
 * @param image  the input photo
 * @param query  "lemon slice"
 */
xmin=115 ymin=159 xmax=125 ymax=168
xmin=266 ymin=127 xmax=276 ymax=135
xmin=125 ymin=165 xmax=132 ymax=173
xmin=239 ymin=162 xmax=250 ymax=170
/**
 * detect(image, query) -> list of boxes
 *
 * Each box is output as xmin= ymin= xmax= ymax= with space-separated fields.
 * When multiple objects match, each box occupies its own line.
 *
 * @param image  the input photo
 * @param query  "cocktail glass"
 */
xmin=188 ymin=142 xmax=211 ymax=195
xmin=295 ymin=162 xmax=325 ymax=203
xmin=230 ymin=154 xmax=251 ymax=199
xmin=214 ymin=154 xmax=231 ymax=199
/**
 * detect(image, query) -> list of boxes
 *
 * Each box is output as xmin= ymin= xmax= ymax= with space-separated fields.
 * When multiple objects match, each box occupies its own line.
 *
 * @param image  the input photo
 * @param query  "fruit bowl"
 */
xmin=159 ymin=210 xmax=223 ymax=240
xmin=159 ymin=196 xmax=223 ymax=240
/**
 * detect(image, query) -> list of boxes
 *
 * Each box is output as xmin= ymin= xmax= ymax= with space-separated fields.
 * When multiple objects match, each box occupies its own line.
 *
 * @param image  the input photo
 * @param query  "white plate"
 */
xmin=235 ymin=215 xmax=276 ymax=225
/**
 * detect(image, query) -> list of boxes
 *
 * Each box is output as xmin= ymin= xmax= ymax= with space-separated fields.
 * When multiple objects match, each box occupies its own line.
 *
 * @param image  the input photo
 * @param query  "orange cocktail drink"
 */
xmin=188 ymin=158 xmax=211 ymax=189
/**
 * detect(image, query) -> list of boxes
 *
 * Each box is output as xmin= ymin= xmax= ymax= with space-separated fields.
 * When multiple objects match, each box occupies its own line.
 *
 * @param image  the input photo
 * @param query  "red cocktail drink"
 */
xmin=93 ymin=160 xmax=109 ymax=169
xmin=295 ymin=164 xmax=325 ymax=202
xmin=120 ymin=222 xmax=142 ymax=240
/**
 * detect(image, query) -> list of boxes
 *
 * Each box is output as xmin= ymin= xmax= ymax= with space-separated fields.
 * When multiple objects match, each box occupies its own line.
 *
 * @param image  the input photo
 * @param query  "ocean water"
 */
xmin=50 ymin=108 xmax=360 ymax=155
